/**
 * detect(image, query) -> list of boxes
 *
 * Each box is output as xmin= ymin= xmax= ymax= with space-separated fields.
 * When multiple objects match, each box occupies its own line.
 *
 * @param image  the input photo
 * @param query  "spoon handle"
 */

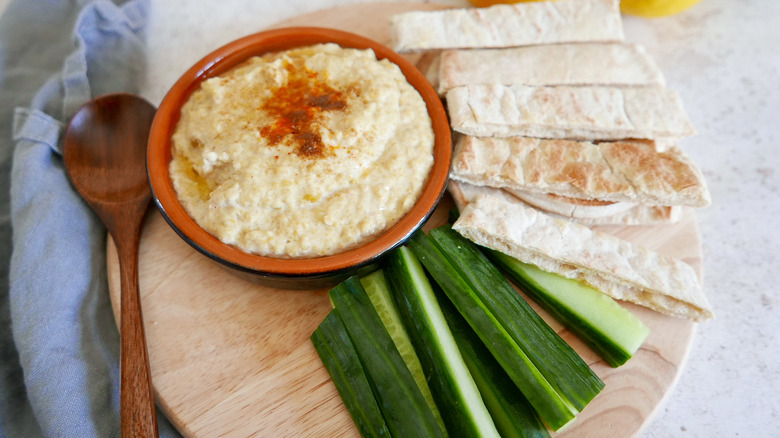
xmin=116 ymin=226 xmax=159 ymax=438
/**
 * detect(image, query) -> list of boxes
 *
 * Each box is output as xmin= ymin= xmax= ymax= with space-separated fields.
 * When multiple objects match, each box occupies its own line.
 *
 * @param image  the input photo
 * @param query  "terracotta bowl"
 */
xmin=147 ymin=27 xmax=451 ymax=289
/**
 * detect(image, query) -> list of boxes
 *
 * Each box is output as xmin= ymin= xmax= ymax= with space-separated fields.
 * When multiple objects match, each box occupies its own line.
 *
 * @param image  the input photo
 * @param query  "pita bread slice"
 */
xmin=390 ymin=0 xmax=624 ymax=53
xmin=450 ymin=136 xmax=711 ymax=207
xmin=446 ymin=84 xmax=696 ymax=141
xmin=448 ymin=180 xmax=682 ymax=226
xmin=452 ymin=190 xmax=714 ymax=321
xmin=437 ymin=43 xmax=665 ymax=95
xmin=508 ymin=190 xmax=640 ymax=219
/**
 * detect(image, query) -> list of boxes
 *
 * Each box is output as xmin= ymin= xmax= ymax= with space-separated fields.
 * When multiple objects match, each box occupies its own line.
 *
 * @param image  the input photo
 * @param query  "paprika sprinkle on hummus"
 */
xmin=259 ymin=59 xmax=350 ymax=158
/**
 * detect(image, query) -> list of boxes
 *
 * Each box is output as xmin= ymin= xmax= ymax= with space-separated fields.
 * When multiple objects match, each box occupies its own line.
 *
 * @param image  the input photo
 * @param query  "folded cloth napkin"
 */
xmin=1 ymin=0 xmax=179 ymax=436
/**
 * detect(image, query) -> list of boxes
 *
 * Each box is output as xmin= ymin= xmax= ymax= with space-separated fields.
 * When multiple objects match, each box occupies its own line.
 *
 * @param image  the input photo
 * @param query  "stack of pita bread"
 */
xmin=390 ymin=0 xmax=714 ymax=321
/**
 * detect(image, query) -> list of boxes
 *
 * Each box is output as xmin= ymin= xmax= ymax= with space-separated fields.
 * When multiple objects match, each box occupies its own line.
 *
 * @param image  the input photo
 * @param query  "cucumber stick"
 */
xmin=384 ymin=247 xmax=500 ymax=438
xmin=488 ymin=251 xmax=650 ymax=367
xmin=439 ymin=290 xmax=550 ymax=438
xmin=408 ymin=230 xmax=576 ymax=431
xmin=410 ymin=228 xmax=605 ymax=431
xmin=311 ymin=311 xmax=391 ymax=438
xmin=427 ymin=227 xmax=604 ymax=410
xmin=329 ymin=277 xmax=446 ymax=438
xmin=359 ymin=271 xmax=445 ymax=430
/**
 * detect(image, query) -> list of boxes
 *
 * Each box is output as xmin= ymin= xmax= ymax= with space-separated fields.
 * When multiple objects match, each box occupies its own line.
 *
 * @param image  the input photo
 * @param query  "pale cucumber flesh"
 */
xmin=359 ymin=270 xmax=445 ymax=430
xmin=385 ymin=246 xmax=500 ymax=438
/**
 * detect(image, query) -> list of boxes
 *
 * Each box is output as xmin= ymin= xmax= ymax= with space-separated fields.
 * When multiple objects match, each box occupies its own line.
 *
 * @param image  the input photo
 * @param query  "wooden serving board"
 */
xmin=108 ymin=3 xmax=702 ymax=437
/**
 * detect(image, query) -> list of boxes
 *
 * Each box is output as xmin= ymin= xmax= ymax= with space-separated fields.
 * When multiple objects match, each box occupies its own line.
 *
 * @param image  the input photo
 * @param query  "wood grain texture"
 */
xmin=107 ymin=4 xmax=701 ymax=437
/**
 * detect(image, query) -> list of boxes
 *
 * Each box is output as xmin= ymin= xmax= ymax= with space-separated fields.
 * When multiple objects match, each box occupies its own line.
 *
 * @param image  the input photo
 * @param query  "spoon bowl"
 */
xmin=65 ymin=94 xmax=153 ymax=209
xmin=64 ymin=93 xmax=159 ymax=438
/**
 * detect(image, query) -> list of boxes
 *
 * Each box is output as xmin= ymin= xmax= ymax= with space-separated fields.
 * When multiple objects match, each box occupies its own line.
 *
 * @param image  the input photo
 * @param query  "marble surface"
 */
xmin=4 ymin=0 xmax=779 ymax=436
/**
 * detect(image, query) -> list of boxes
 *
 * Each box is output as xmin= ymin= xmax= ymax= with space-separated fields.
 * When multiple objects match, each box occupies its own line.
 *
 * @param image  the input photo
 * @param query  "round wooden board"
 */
xmin=108 ymin=3 xmax=701 ymax=437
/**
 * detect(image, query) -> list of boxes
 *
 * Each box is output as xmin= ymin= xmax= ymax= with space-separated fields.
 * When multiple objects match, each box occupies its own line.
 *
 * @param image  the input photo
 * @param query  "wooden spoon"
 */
xmin=64 ymin=93 xmax=159 ymax=438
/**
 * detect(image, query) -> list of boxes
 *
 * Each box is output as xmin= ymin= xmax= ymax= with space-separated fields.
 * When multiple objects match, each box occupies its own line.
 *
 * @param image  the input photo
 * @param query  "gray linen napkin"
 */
xmin=0 ymin=0 xmax=179 ymax=436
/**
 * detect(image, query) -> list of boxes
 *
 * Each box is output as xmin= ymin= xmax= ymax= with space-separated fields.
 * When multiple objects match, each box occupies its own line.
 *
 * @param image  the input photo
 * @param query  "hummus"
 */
xmin=169 ymin=43 xmax=435 ymax=258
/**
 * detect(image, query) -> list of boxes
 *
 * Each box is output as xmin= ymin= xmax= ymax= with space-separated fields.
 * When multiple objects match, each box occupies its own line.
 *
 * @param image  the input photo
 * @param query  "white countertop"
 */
xmin=6 ymin=0 xmax=779 ymax=436
xmin=618 ymin=2 xmax=780 ymax=436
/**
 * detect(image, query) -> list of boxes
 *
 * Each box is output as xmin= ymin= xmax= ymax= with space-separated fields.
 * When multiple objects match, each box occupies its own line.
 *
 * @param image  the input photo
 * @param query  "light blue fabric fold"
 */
xmin=1 ymin=1 xmax=180 ymax=436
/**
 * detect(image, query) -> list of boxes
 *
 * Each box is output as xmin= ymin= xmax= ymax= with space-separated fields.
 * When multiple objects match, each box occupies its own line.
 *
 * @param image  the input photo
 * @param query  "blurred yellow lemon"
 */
xmin=621 ymin=0 xmax=702 ymax=17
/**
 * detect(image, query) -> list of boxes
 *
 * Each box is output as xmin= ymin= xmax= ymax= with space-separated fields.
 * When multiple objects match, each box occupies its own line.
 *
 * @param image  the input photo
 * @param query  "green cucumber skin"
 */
xmin=439 ymin=293 xmax=551 ymax=438
xmin=512 ymin=270 xmax=630 ymax=367
xmin=329 ymin=277 xmax=446 ymax=438
xmin=428 ymin=227 xmax=604 ymax=411
xmin=490 ymin=251 xmax=649 ymax=367
xmin=311 ymin=312 xmax=391 ymax=438
xmin=384 ymin=247 xmax=500 ymax=438
xmin=359 ymin=270 xmax=446 ymax=430
xmin=408 ymin=231 xmax=576 ymax=431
